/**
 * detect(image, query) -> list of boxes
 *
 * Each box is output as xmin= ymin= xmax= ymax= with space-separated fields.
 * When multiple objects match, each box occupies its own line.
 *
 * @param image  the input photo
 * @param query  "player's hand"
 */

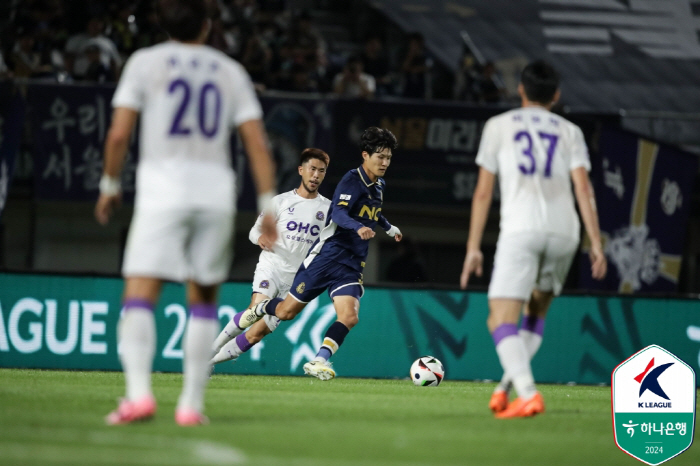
xmin=260 ymin=212 xmax=278 ymax=248
xmin=357 ymin=226 xmax=375 ymax=240
xmin=459 ymin=249 xmax=483 ymax=289
xmin=258 ymin=235 xmax=275 ymax=252
xmin=95 ymin=194 xmax=121 ymax=225
xmin=394 ymin=231 xmax=403 ymax=242
xmin=589 ymin=244 xmax=607 ymax=280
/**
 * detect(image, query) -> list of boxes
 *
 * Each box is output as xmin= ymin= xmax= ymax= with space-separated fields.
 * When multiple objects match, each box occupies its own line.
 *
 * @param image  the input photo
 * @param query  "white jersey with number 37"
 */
xmin=476 ymin=106 xmax=591 ymax=241
xmin=112 ymin=41 xmax=262 ymax=211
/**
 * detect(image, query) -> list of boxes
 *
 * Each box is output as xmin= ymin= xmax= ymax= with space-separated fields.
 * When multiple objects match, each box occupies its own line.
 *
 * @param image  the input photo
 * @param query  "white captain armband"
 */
xmin=99 ymin=174 xmax=121 ymax=196
xmin=386 ymin=225 xmax=401 ymax=237
xmin=257 ymin=190 xmax=277 ymax=215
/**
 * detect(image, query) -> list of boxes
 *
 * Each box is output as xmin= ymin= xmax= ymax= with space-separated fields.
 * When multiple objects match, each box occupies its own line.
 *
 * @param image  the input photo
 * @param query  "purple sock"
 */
xmin=491 ymin=323 xmax=519 ymax=346
xmin=521 ymin=316 xmax=545 ymax=336
xmin=235 ymin=333 xmax=254 ymax=353
xmin=122 ymin=298 xmax=154 ymax=313
xmin=189 ymin=303 xmax=218 ymax=320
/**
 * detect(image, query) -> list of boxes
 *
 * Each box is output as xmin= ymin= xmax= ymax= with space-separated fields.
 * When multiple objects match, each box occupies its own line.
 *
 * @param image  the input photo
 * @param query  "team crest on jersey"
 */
xmin=316 ymin=211 xmax=324 ymax=220
xmin=260 ymin=280 xmax=269 ymax=289
xmin=296 ymin=282 xmax=306 ymax=294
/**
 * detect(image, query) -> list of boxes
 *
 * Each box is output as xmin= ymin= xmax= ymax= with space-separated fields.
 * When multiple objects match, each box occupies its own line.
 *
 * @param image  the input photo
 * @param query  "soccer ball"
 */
xmin=410 ymin=356 xmax=445 ymax=386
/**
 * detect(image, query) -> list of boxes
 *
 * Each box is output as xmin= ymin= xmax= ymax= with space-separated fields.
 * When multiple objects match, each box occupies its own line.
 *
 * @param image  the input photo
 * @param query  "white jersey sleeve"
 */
xmin=475 ymin=118 xmax=500 ymax=174
xmin=112 ymin=49 xmax=147 ymax=110
xmin=248 ymin=195 xmax=282 ymax=245
xmin=568 ymin=125 xmax=591 ymax=171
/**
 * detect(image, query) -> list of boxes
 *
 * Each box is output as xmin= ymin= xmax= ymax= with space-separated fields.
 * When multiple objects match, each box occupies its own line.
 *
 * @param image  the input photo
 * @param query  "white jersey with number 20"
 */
xmin=476 ymin=106 xmax=591 ymax=241
xmin=112 ymin=41 xmax=263 ymax=211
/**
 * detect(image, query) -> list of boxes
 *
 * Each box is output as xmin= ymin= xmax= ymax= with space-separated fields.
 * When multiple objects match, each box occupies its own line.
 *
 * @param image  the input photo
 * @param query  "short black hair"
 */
xmin=361 ymin=127 xmax=398 ymax=155
xmin=300 ymin=147 xmax=329 ymax=167
xmin=157 ymin=0 xmax=207 ymax=42
xmin=520 ymin=60 xmax=560 ymax=104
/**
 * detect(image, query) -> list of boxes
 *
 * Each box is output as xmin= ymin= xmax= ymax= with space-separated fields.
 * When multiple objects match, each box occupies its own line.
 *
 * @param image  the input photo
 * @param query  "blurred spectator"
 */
xmin=64 ymin=15 xmax=122 ymax=80
xmin=0 ymin=47 xmax=11 ymax=79
xmin=360 ymin=35 xmax=393 ymax=96
xmin=241 ymin=30 xmax=273 ymax=88
xmin=284 ymin=10 xmax=328 ymax=86
xmin=454 ymin=51 xmax=480 ymax=102
xmin=109 ymin=2 xmax=137 ymax=55
xmin=400 ymin=32 xmax=432 ymax=99
xmin=386 ymin=237 xmax=427 ymax=283
xmin=11 ymin=29 xmax=53 ymax=78
xmin=277 ymin=63 xmax=318 ymax=93
xmin=476 ymin=62 xmax=505 ymax=104
xmin=333 ymin=55 xmax=375 ymax=99
xmin=83 ymin=43 xmax=114 ymax=83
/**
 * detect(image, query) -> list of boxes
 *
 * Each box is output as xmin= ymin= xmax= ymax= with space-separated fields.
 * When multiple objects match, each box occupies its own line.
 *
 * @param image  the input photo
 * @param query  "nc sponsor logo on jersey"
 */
xmin=316 ymin=211 xmax=324 ymax=221
xmin=259 ymin=280 xmax=269 ymax=289
xmin=359 ymin=205 xmax=381 ymax=221
xmin=296 ymin=282 xmax=305 ymax=294
xmin=612 ymin=345 xmax=696 ymax=465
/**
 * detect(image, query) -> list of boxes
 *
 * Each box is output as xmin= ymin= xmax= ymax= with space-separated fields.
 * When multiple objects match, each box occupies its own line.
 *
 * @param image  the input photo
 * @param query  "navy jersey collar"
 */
xmin=357 ymin=165 xmax=381 ymax=188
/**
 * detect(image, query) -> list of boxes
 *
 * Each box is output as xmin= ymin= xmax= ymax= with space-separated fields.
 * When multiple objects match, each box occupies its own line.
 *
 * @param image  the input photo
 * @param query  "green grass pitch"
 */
xmin=0 ymin=369 xmax=697 ymax=466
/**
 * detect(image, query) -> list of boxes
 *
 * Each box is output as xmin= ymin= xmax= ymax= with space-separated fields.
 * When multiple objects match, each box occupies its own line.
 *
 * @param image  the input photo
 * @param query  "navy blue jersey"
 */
xmin=303 ymin=166 xmax=391 ymax=272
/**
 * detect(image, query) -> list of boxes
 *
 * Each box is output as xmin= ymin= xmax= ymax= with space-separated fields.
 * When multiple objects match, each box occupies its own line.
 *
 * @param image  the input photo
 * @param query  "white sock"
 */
xmin=495 ymin=334 xmax=537 ymax=400
xmin=177 ymin=317 xmax=218 ymax=413
xmin=496 ymin=329 xmax=543 ymax=393
xmin=212 ymin=318 xmax=243 ymax=353
xmin=118 ymin=309 xmax=156 ymax=401
xmin=210 ymin=336 xmax=243 ymax=364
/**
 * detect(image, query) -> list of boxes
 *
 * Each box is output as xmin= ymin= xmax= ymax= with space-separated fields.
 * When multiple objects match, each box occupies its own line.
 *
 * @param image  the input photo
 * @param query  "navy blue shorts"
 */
xmin=289 ymin=255 xmax=364 ymax=303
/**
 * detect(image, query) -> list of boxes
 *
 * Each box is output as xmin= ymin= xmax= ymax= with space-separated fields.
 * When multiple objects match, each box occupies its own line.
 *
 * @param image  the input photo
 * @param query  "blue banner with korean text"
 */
xmin=579 ymin=127 xmax=698 ymax=293
xmin=0 ymin=81 xmax=25 ymax=218
xmin=27 ymin=83 xmax=139 ymax=202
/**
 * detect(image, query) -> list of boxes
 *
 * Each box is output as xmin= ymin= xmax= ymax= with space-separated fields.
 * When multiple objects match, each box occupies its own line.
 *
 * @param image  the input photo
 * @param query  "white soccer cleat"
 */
xmin=303 ymin=360 xmax=336 ymax=381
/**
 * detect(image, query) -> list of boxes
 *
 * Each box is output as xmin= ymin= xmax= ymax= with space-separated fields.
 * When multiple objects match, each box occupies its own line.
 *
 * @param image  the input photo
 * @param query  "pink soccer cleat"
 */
xmin=105 ymin=395 xmax=157 ymax=425
xmin=175 ymin=408 xmax=209 ymax=426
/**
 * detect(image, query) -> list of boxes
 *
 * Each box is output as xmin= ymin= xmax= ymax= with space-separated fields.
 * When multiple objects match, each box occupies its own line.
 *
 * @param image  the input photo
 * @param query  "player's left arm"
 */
xmin=95 ymin=106 xmax=138 ymax=225
xmin=378 ymin=213 xmax=402 ymax=242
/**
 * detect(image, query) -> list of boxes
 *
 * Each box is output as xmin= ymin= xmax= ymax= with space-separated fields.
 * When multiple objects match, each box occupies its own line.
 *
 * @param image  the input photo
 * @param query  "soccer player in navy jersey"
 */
xmin=230 ymin=127 xmax=402 ymax=380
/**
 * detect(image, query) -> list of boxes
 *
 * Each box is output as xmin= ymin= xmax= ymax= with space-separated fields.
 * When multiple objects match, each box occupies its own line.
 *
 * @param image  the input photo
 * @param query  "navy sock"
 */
xmin=315 ymin=321 xmax=350 ymax=361
xmin=265 ymin=297 xmax=283 ymax=316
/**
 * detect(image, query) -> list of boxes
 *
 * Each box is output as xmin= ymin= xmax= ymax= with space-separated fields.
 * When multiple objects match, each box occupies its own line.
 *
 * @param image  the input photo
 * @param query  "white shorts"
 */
xmin=488 ymin=232 xmax=578 ymax=301
xmin=122 ymin=207 xmax=235 ymax=285
xmin=251 ymin=262 xmax=294 ymax=299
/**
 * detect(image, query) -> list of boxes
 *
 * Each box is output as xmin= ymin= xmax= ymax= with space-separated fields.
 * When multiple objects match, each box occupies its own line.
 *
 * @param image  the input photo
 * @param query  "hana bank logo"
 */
xmin=635 ymin=358 xmax=674 ymax=408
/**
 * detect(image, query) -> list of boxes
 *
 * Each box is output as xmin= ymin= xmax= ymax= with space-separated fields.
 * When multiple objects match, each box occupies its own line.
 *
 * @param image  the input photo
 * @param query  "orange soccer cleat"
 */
xmin=175 ymin=408 xmax=209 ymax=426
xmin=495 ymin=392 xmax=545 ymax=419
xmin=489 ymin=390 xmax=509 ymax=413
xmin=105 ymin=395 xmax=157 ymax=425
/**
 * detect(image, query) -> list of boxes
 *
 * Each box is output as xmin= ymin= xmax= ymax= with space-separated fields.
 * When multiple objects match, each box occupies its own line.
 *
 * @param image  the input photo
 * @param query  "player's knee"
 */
xmin=346 ymin=315 xmax=359 ymax=328
xmin=275 ymin=306 xmax=295 ymax=320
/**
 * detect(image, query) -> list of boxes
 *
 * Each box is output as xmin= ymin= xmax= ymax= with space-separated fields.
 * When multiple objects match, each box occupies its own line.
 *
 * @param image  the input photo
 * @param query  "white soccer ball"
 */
xmin=410 ymin=356 xmax=445 ymax=386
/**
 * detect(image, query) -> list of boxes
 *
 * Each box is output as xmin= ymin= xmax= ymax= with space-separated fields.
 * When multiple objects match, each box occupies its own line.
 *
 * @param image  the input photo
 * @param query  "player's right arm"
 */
xmin=571 ymin=167 xmax=607 ymax=280
xmin=330 ymin=175 xmax=373 ymax=240
xmin=95 ymin=108 xmax=138 ymax=225
xmin=249 ymin=195 xmax=279 ymax=251
xmin=460 ymin=167 xmax=495 ymax=289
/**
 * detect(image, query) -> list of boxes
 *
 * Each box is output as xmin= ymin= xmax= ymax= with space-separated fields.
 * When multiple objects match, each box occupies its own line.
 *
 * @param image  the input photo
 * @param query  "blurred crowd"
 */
xmin=0 ymin=0 xmax=506 ymax=103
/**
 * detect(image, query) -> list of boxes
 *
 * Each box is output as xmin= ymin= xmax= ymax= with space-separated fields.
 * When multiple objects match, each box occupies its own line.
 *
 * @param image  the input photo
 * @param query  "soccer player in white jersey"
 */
xmin=460 ymin=60 xmax=607 ymax=418
xmin=94 ymin=0 xmax=277 ymax=426
xmin=210 ymin=148 xmax=331 ymax=367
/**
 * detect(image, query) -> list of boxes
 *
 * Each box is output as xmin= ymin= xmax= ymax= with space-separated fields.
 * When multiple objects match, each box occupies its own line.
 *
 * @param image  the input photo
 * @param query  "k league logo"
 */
xmin=612 ymin=345 xmax=696 ymax=465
